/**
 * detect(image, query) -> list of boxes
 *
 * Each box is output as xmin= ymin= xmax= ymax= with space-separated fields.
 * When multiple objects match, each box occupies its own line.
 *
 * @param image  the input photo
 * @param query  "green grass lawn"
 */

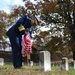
xmin=0 ymin=64 xmax=75 ymax=75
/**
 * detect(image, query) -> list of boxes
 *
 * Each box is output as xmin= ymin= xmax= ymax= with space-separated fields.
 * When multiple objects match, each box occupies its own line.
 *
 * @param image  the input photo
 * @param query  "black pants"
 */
xmin=6 ymin=28 xmax=22 ymax=68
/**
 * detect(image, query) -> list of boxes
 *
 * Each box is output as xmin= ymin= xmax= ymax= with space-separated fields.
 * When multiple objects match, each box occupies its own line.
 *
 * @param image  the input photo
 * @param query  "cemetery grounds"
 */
xmin=0 ymin=64 xmax=75 ymax=75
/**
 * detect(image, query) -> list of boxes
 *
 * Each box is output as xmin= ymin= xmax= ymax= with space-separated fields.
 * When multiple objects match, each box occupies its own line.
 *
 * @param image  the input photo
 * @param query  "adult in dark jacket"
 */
xmin=6 ymin=15 xmax=38 ymax=68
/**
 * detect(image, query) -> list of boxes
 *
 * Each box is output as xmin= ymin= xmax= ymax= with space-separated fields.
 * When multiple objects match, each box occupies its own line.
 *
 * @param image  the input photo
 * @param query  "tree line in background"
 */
xmin=0 ymin=0 xmax=75 ymax=57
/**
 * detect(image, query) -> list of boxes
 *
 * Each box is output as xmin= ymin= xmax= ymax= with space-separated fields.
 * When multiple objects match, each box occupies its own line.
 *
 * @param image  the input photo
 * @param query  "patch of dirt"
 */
xmin=0 ymin=68 xmax=45 ymax=75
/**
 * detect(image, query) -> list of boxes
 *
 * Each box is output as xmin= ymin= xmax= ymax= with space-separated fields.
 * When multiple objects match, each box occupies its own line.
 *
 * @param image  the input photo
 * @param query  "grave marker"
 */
xmin=61 ymin=57 xmax=69 ymax=71
xmin=39 ymin=51 xmax=51 ymax=71
xmin=0 ymin=58 xmax=4 ymax=66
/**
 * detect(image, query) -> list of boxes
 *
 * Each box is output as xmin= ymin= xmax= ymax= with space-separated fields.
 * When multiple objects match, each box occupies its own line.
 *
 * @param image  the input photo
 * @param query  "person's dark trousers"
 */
xmin=73 ymin=51 xmax=75 ymax=60
xmin=6 ymin=28 xmax=22 ymax=68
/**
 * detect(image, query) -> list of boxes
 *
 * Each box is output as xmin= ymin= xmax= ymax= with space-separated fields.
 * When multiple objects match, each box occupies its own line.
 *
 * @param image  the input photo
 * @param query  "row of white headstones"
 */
xmin=0 ymin=51 xmax=75 ymax=72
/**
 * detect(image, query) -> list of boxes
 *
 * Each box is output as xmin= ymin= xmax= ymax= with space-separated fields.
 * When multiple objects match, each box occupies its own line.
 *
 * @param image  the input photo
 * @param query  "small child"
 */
xmin=21 ymin=26 xmax=34 ymax=57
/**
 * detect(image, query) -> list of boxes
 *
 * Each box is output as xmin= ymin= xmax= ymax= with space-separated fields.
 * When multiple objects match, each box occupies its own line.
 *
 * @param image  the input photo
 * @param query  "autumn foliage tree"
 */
xmin=0 ymin=11 xmax=8 ymax=41
xmin=19 ymin=0 xmax=74 ymax=57
xmin=1 ymin=0 xmax=75 ymax=57
xmin=34 ymin=0 xmax=75 ymax=56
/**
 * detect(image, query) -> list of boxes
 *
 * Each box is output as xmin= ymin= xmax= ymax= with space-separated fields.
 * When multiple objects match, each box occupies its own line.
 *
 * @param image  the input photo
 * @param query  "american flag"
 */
xmin=22 ymin=33 xmax=32 ymax=57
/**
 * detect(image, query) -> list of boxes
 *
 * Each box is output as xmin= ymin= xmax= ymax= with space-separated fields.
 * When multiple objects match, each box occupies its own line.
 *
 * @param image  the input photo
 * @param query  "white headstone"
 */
xmin=0 ymin=58 xmax=4 ymax=66
xmin=61 ymin=57 xmax=69 ymax=71
xmin=39 ymin=51 xmax=51 ymax=71
xmin=71 ymin=60 xmax=75 ymax=70
xmin=30 ymin=61 xmax=33 ymax=66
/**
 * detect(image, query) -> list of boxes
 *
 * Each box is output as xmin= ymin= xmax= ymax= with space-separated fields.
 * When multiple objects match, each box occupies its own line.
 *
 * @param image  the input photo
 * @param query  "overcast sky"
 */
xmin=0 ymin=0 xmax=35 ymax=13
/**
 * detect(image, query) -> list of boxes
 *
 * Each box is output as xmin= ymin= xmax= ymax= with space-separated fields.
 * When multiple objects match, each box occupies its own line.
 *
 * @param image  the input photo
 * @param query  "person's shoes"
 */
xmin=14 ymin=66 xmax=23 ymax=69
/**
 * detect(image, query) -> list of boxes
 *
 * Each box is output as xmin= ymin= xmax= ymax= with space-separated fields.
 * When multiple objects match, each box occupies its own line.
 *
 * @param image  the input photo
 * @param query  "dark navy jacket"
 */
xmin=6 ymin=15 xmax=33 ymax=36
